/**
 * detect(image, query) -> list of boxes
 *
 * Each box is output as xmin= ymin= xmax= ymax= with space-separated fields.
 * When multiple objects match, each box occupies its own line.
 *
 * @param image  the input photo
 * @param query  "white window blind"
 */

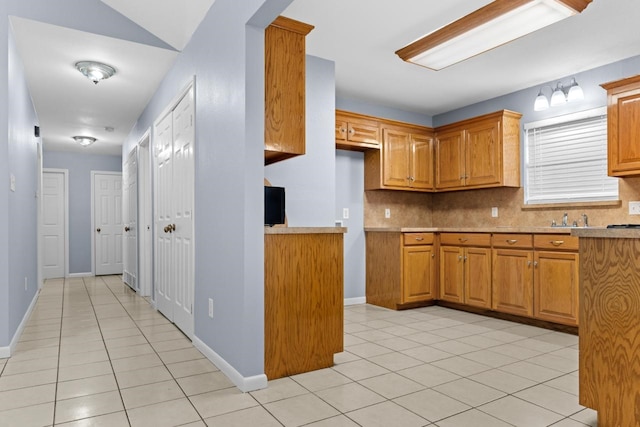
xmin=524 ymin=107 xmax=618 ymax=204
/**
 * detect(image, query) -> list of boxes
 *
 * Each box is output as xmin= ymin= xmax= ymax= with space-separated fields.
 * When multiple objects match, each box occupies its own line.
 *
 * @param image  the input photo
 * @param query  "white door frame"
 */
xmin=91 ymin=171 xmax=123 ymax=276
xmin=36 ymin=143 xmax=43 ymax=288
xmin=138 ymin=129 xmax=153 ymax=297
xmin=41 ymin=168 xmax=69 ymax=279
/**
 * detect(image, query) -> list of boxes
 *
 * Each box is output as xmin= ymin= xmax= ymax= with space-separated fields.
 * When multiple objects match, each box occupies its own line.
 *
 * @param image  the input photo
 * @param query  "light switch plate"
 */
xmin=343 ymin=208 xmax=349 ymax=219
xmin=491 ymin=207 xmax=498 ymax=218
xmin=629 ymin=201 xmax=640 ymax=215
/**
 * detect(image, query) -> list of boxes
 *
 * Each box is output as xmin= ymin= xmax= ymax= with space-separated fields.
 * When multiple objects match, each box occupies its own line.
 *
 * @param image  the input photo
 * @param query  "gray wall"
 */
xmin=336 ymin=150 xmax=365 ymax=300
xmin=337 ymin=97 xmax=433 ymax=127
xmin=265 ymin=55 xmax=336 ymax=227
xmin=3 ymin=29 xmax=39 ymax=348
xmin=121 ymin=0 xmax=293 ymax=381
xmin=434 ymin=55 xmax=640 ymax=127
xmin=43 ymin=151 xmax=122 ymax=274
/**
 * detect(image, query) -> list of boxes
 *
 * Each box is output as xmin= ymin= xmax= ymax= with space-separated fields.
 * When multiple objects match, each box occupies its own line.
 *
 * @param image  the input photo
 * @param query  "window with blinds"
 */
xmin=524 ymin=107 xmax=618 ymax=205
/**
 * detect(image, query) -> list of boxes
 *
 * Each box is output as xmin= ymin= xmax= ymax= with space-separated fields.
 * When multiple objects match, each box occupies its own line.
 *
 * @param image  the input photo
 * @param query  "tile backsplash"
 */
xmin=365 ymin=177 xmax=640 ymax=228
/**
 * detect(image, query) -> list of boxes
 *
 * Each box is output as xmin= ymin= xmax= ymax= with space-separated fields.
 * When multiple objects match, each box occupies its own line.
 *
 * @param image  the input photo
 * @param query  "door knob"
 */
xmin=171 ymin=224 xmax=176 ymax=232
xmin=124 ymin=226 xmax=130 ymax=232
xmin=96 ymin=228 xmax=101 ymax=233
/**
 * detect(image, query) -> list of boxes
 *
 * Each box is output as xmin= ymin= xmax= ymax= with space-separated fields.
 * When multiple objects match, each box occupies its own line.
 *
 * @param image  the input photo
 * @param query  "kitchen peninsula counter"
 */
xmin=571 ymin=228 xmax=640 ymax=426
xmin=264 ymin=227 xmax=346 ymax=379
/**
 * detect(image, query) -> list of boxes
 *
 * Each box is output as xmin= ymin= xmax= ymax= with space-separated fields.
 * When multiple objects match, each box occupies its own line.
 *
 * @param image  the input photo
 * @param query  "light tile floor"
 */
xmin=0 ymin=276 xmax=599 ymax=426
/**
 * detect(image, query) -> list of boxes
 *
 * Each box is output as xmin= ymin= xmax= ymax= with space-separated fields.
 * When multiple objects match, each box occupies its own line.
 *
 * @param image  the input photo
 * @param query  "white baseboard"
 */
xmin=192 ymin=336 xmax=267 ymax=393
xmin=344 ymin=297 xmax=366 ymax=306
xmin=67 ymin=272 xmax=93 ymax=278
xmin=0 ymin=289 xmax=40 ymax=358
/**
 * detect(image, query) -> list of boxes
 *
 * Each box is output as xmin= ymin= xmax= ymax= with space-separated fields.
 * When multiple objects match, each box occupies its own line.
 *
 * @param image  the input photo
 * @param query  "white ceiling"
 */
xmin=283 ymin=0 xmax=640 ymax=116
xmin=10 ymin=16 xmax=179 ymax=156
xmin=9 ymin=0 xmax=640 ymax=156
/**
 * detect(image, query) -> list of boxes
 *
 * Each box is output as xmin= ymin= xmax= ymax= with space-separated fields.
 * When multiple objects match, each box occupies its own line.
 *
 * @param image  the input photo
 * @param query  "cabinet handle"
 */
xmin=348 ymin=128 xmax=354 ymax=134
xmin=431 ymin=253 xmax=435 ymax=258
xmin=550 ymin=240 xmax=564 ymax=246
xmin=506 ymin=239 xmax=518 ymax=245
xmin=463 ymin=256 xmax=468 ymax=262
xmin=527 ymin=261 xmax=532 ymax=267
xmin=459 ymin=238 xmax=468 ymax=243
xmin=534 ymin=261 xmax=539 ymax=267
xmin=341 ymin=127 xmax=346 ymax=133
xmin=458 ymin=255 xmax=463 ymax=261
xmin=415 ymin=237 xmax=424 ymax=241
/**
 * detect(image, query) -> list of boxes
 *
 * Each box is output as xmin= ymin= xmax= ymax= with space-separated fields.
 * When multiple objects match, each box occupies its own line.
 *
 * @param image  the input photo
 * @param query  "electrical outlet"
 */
xmin=385 ymin=208 xmax=391 ymax=219
xmin=343 ymin=208 xmax=349 ymax=219
xmin=24 ymin=277 xmax=27 ymax=291
xmin=630 ymin=201 xmax=640 ymax=215
xmin=491 ymin=207 xmax=499 ymax=218
xmin=208 ymin=298 xmax=213 ymax=318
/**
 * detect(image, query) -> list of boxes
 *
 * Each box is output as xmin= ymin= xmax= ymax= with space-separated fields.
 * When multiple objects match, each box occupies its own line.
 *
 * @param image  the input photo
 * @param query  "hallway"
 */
xmin=0 ymin=277 xmax=598 ymax=426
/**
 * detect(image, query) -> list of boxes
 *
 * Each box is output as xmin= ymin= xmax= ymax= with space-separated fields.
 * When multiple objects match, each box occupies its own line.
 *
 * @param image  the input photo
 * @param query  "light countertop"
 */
xmin=364 ymin=226 xmax=581 ymax=234
xmin=265 ymin=227 xmax=347 ymax=234
xmin=571 ymin=227 xmax=640 ymax=239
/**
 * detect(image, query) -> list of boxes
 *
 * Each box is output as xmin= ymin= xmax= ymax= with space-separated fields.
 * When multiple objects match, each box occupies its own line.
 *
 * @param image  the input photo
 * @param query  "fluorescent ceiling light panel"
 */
xmin=396 ymin=0 xmax=592 ymax=71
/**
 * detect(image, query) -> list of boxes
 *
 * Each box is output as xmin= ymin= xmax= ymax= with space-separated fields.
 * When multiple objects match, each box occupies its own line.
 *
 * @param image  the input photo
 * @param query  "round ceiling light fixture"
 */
xmin=75 ymin=61 xmax=116 ymax=84
xmin=72 ymin=136 xmax=97 ymax=147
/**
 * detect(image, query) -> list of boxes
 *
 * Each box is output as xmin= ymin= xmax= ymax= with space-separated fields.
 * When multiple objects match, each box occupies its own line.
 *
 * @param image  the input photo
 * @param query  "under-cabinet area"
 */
xmin=366 ymin=229 xmax=579 ymax=328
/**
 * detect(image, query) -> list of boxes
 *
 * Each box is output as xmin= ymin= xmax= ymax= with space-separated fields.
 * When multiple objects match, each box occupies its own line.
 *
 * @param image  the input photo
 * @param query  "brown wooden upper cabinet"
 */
xmin=264 ymin=16 xmax=314 ymax=165
xmin=434 ymin=110 xmax=522 ymax=191
xmin=335 ymin=110 xmax=380 ymax=151
xmin=601 ymin=75 xmax=640 ymax=177
xmin=365 ymin=123 xmax=435 ymax=192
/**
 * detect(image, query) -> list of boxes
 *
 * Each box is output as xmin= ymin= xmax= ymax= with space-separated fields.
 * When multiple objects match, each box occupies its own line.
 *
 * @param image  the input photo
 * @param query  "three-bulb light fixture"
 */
xmin=534 ymin=77 xmax=584 ymax=111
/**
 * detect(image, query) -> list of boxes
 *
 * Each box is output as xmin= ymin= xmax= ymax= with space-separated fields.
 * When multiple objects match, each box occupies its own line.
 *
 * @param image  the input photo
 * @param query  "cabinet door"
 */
xmin=492 ymin=248 xmax=533 ymax=317
xmin=348 ymin=122 xmax=380 ymax=145
xmin=439 ymin=246 xmax=464 ymax=303
xmin=608 ymin=89 xmax=640 ymax=176
xmin=465 ymin=120 xmax=501 ymax=187
xmin=534 ymin=251 xmax=579 ymax=326
xmin=403 ymin=245 xmax=436 ymax=303
xmin=464 ymin=247 xmax=492 ymax=308
xmin=435 ymin=130 xmax=465 ymax=189
xmin=410 ymin=134 xmax=434 ymax=190
xmin=382 ymin=128 xmax=410 ymax=188
xmin=335 ymin=119 xmax=347 ymax=141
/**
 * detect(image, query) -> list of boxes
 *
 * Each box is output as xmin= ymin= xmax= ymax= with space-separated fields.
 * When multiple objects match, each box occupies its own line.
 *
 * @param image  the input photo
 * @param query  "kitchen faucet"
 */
xmin=562 ymin=212 xmax=568 ymax=227
xmin=582 ymin=213 xmax=589 ymax=227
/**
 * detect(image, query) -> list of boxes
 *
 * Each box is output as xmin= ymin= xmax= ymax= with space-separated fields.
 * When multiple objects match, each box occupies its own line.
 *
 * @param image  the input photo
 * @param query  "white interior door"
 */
xmin=42 ymin=171 xmax=66 ymax=279
xmin=153 ymin=84 xmax=195 ymax=338
xmin=155 ymin=111 xmax=174 ymax=317
xmin=171 ymin=89 xmax=195 ymax=337
xmin=94 ymin=173 xmax=124 ymax=276
xmin=123 ymin=148 xmax=138 ymax=290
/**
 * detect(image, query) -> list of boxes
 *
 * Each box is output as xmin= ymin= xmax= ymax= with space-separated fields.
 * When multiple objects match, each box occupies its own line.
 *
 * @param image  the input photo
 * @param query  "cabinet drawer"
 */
xmin=534 ymin=234 xmax=579 ymax=251
xmin=492 ymin=234 xmax=533 ymax=249
xmin=440 ymin=233 xmax=490 ymax=247
xmin=403 ymin=233 xmax=434 ymax=246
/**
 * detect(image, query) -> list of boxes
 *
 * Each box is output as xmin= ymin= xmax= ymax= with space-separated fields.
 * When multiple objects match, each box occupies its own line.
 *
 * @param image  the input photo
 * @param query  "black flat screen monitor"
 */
xmin=265 ymin=186 xmax=285 ymax=226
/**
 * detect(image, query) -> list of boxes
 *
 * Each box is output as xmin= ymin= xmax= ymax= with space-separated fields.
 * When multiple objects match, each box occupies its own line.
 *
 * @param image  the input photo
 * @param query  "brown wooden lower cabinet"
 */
xmin=367 ymin=231 xmax=579 ymax=327
xmin=264 ymin=230 xmax=344 ymax=379
xmin=439 ymin=233 xmax=492 ymax=309
xmin=366 ymin=231 xmax=436 ymax=309
xmin=492 ymin=248 xmax=534 ymax=317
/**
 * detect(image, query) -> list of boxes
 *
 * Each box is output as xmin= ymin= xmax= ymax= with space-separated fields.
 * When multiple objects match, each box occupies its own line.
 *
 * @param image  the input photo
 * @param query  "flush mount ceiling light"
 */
xmin=534 ymin=77 xmax=584 ymax=111
xmin=72 ymin=136 xmax=97 ymax=147
xmin=75 ymin=61 xmax=116 ymax=84
xmin=396 ymin=0 xmax=592 ymax=71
